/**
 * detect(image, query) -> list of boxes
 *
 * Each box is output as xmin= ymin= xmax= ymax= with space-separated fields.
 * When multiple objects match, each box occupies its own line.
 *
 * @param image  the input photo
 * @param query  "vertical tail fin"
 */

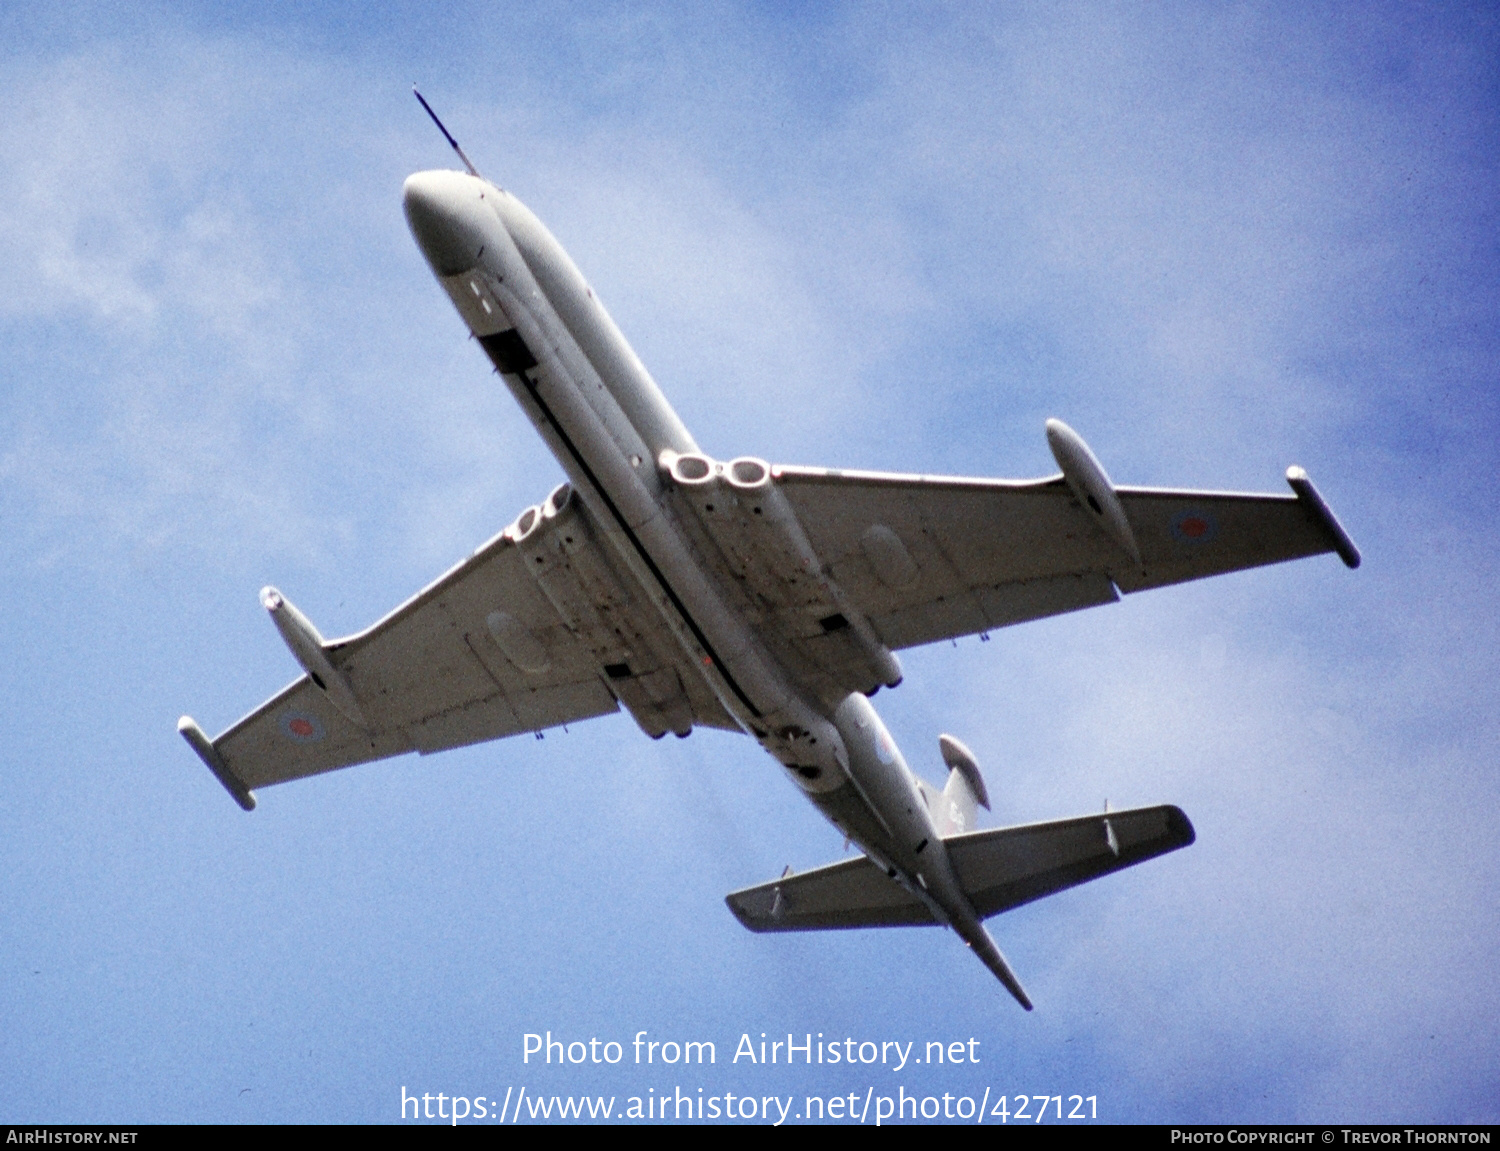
xmin=937 ymin=734 xmax=989 ymax=834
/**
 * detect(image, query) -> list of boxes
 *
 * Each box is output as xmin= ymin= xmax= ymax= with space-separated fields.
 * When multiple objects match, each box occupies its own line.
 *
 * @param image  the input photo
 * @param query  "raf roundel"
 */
xmin=279 ymin=711 xmax=326 ymax=744
xmin=1171 ymin=509 xmax=1219 ymax=545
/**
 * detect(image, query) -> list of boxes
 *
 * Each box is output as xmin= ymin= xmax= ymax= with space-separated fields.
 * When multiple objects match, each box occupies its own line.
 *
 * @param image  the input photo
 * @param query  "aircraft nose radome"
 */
xmin=403 ymin=169 xmax=492 ymax=276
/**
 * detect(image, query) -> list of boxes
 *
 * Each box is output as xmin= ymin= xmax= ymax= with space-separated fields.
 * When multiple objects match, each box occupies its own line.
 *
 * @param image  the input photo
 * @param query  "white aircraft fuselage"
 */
xmin=400 ymin=169 xmax=1031 ymax=1001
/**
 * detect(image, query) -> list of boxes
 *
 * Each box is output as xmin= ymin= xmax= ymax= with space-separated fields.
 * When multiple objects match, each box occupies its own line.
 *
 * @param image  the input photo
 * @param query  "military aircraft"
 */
xmin=179 ymin=100 xmax=1359 ymax=1009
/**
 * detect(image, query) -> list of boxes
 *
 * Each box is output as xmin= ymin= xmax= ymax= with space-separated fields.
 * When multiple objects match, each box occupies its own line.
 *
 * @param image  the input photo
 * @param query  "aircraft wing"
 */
xmin=725 ymin=803 xmax=1194 ymax=931
xmin=775 ymin=464 xmax=1358 ymax=651
xmin=186 ymin=527 xmax=621 ymax=803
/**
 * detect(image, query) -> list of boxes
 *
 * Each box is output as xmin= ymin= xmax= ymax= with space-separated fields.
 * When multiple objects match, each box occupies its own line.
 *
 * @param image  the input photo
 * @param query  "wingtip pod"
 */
xmin=178 ymin=716 xmax=256 ymax=811
xmin=1285 ymin=467 xmax=1361 ymax=569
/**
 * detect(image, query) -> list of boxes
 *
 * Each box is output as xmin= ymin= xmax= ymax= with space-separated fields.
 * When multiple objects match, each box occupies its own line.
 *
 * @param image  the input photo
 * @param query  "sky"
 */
xmin=1 ymin=0 xmax=1496 ymax=1126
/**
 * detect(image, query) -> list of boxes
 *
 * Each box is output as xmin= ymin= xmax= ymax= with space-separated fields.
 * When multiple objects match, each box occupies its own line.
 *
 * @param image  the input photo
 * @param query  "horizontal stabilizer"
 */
xmin=726 ymin=855 xmax=936 ymax=932
xmin=948 ymin=804 xmax=1195 ymax=918
xmin=724 ymin=804 xmax=1193 ymax=932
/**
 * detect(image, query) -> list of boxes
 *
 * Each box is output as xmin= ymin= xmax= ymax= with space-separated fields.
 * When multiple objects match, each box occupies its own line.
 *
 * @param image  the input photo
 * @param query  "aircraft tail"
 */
xmin=724 ymin=804 xmax=1193 ymax=1004
xmin=937 ymin=734 xmax=989 ymax=834
xmin=958 ymin=920 xmax=1033 ymax=1010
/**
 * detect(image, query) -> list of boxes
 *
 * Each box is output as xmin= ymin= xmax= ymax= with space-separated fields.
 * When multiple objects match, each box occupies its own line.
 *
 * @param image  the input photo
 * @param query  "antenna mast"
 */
xmin=413 ymin=86 xmax=481 ymax=178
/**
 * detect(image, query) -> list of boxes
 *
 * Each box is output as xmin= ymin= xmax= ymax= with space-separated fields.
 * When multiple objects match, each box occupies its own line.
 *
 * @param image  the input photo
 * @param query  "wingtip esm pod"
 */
xmin=178 ymin=716 xmax=256 ymax=811
xmin=1286 ymin=466 xmax=1361 ymax=569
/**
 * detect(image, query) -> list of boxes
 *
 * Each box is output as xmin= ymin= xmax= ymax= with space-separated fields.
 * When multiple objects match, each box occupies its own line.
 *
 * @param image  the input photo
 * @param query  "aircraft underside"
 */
xmin=178 ymin=127 xmax=1358 ymax=1008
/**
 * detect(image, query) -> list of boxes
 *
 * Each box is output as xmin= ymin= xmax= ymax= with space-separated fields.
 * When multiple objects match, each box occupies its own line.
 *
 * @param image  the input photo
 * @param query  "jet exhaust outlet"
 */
xmin=668 ymin=452 xmax=716 ymax=485
xmin=726 ymin=457 xmax=771 ymax=489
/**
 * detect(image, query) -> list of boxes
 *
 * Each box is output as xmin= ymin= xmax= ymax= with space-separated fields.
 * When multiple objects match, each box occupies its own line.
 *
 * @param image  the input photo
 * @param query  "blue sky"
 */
xmin=2 ymin=1 xmax=1496 ymax=1125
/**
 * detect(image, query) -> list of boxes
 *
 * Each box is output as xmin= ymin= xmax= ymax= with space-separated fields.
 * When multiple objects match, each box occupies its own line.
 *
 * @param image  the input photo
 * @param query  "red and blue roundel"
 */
xmin=1171 ymin=509 xmax=1218 ymax=545
xmin=279 ymin=710 xmax=326 ymax=743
